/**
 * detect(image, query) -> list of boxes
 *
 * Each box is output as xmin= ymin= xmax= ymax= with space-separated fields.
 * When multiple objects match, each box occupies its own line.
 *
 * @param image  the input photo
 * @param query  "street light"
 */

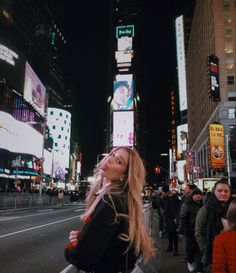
xmin=97 ymin=153 xmax=108 ymax=164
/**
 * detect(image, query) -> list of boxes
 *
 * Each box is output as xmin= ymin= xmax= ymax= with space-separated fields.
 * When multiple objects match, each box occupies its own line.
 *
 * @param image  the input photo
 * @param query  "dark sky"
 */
xmin=50 ymin=1 xmax=194 ymax=180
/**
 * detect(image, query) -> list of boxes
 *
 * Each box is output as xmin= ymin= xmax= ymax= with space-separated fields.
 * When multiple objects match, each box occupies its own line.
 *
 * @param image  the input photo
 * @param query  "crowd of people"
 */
xmin=152 ymin=178 xmax=236 ymax=273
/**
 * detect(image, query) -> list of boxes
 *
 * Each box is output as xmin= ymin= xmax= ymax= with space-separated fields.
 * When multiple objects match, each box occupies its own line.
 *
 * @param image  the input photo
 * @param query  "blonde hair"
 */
xmin=83 ymin=147 xmax=155 ymax=261
xmin=227 ymin=199 xmax=236 ymax=230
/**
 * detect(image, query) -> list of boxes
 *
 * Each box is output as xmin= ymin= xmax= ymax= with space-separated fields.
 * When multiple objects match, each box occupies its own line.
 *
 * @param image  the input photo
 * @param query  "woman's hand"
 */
xmin=69 ymin=230 xmax=79 ymax=246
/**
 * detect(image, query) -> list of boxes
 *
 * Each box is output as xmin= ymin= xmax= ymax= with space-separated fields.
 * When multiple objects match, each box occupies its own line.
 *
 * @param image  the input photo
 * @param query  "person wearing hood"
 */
xmin=179 ymin=188 xmax=203 ymax=272
xmin=195 ymin=179 xmax=232 ymax=271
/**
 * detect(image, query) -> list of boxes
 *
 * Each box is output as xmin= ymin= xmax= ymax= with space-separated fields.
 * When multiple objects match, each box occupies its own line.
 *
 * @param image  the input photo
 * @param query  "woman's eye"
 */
xmin=116 ymin=159 xmax=121 ymax=164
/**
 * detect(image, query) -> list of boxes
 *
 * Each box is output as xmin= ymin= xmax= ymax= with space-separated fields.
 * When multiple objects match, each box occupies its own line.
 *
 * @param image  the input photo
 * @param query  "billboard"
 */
xmin=0 ymin=42 xmax=25 ymax=93
xmin=177 ymin=124 xmax=188 ymax=160
xmin=118 ymin=37 xmax=133 ymax=51
xmin=116 ymin=25 xmax=134 ymax=39
xmin=23 ymin=61 xmax=47 ymax=117
xmin=175 ymin=16 xmax=187 ymax=111
xmin=208 ymin=55 xmax=220 ymax=101
xmin=209 ymin=124 xmax=225 ymax=169
xmin=113 ymin=111 xmax=134 ymax=147
xmin=111 ymin=80 xmax=134 ymax=110
xmin=115 ymin=50 xmax=133 ymax=63
xmin=0 ymin=111 xmax=43 ymax=158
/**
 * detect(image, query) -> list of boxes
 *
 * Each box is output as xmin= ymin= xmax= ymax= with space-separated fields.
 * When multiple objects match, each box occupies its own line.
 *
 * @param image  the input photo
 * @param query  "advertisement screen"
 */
xmin=115 ymin=50 xmax=133 ymax=63
xmin=209 ymin=124 xmax=225 ymax=169
xmin=177 ymin=124 xmax=188 ymax=160
xmin=23 ymin=61 xmax=46 ymax=116
xmin=52 ymin=150 xmax=65 ymax=180
xmin=0 ymin=111 xmax=43 ymax=157
xmin=118 ymin=37 xmax=133 ymax=51
xmin=0 ymin=42 xmax=25 ymax=93
xmin=208 ymin=55 xmax=220 ymax=101
xmin=113 ymin=111 xmax=134 ymax=147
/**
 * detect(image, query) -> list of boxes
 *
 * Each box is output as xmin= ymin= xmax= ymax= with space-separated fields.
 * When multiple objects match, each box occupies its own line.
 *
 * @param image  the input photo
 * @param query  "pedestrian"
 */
xmin=178 ymin=188 xmax=204 ymax=273
xmin=195 ymin=178 xmax=232 ymax=271
xmin=64 ymin=147 xmax=155 ymax=273
xmin=212 ymin=199 xmax=236 ymax=273
xmin=162 ymin=184 xmax=180 ymax=256
xmin=178 ymin=183 xmax=197 ymax=263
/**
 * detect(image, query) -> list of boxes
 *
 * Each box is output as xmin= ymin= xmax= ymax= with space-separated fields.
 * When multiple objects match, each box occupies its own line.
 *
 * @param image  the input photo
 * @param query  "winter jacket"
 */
xmin=212 ymin=230 xmax=236 ymax=273
xmin=195 ymin=194 xmax=231 ymax=266
xmin=179 ymin=197 xmax=202 ymax=236
xmin=65 ymin=194 xmax=138 ymax=273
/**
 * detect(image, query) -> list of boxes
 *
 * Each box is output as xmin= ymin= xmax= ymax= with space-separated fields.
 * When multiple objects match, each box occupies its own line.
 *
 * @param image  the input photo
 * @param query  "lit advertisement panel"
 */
xmin=115 ymin=50 xmax=133 ymax=63
xmin=177 ymin=160 xmax=186 ymax=183
xmin=52 ymin=150 xmax=65 ymax=180
xmin=0 ymin=111 xmax=43 ymax=157
xmin=113 ymin=111 xmax=134 ymax=147
xmin=175 ymin=16 xmax=187 ymax=111
xmin=118 ymin=37 xmax=133 ymax=51
xmin=112 ymin=81 xmax=134 ymax=110
xmin=43 ymin=148 xmax=52 ymax=175
xmin=208 ymin=55 xmax=220 ymax=101
xmin=177 ymin=124 xmax=188 ymax=160
xmin=209 ymin=124 xmax=225 ymax=169
xmin=23 ymin=61 xmax=46 ymax=116
xmin=116 ymin=25 xmax=134 ymax=39
xmin=0 ymin=42 xmax=25 ymax=93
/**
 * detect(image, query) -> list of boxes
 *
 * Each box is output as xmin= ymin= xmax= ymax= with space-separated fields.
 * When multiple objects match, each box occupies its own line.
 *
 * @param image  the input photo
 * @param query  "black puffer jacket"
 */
xmin=179 ymin=196 xmax=202 ymax=236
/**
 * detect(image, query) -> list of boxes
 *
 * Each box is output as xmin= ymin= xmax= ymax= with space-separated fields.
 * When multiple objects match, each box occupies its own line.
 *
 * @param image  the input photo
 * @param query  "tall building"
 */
xmin=185 ymin=0 xmax=236 ymax=188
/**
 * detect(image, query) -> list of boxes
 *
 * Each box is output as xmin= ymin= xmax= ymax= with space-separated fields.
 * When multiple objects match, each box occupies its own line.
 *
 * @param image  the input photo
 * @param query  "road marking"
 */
xmin=60 ymin=264 xmax=76 ymax=273
xmin=0 ymin=216 xmax=20 ymax=221
xmin=0 ymin=215 xmax=80 ymax=239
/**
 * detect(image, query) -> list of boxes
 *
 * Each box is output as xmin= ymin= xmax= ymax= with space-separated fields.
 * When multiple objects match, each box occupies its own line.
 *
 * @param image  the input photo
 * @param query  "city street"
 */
xmin=0 ymin=204 xmax=85 ymax=273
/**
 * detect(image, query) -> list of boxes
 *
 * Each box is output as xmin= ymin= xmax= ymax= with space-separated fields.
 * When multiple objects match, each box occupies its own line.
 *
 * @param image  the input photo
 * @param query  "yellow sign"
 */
xmin=209 ymin=124 xmax=225 ymax=169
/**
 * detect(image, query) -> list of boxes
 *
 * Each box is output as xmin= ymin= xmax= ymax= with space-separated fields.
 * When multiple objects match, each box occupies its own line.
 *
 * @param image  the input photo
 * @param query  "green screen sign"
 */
xmin=116 ymin=25 xmax=134 ymax=38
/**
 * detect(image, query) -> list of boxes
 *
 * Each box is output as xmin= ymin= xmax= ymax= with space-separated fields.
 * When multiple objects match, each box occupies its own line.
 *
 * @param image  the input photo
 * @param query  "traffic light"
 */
xmin=154 ymin=166 xmax=161 ymax=174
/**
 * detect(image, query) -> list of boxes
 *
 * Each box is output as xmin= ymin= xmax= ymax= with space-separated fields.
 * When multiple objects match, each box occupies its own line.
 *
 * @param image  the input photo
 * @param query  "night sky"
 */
xmin=50 ymin=1 xmax=195 ymax=180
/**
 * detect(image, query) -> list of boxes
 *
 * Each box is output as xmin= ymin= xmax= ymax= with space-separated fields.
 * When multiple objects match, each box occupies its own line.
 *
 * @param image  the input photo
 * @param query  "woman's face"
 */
xmin=214 ymin=183 xmax=231 ymax=203
xmin=99 ymin=148 xmax=129 ymax=181
xmin=114 ymin=85 xmax=129 ymax=106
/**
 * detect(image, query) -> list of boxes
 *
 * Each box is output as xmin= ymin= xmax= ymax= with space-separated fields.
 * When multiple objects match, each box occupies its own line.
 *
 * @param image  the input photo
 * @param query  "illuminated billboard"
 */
xmin=0 ymin=111 xmax=43 ymax=158
xmin=208 ymin=55 xmax=220 ymax=101
xmin=177 ymin=124 xmax=188 ymax=160
xmin=118 ymin=37 xmax=133 ymax=51
xmin=115 ymin=50 xmax=133 ymax=63
xmin=111 ymin=80 xmax=134 ymax=110
xmin=116 ymin=25 xmax=134 ymax=39
xmin=113 ymin=111 xmax=134 ymax=147
xmin=23 ymin=61 xmax=47 ymax=117
xmin=175 ymin=16 xmax=187 ymax=111
xmin=0 ymin=42 xmax=25 ymax=93
xmin=209 ymin=124 xmax=225 ymax=169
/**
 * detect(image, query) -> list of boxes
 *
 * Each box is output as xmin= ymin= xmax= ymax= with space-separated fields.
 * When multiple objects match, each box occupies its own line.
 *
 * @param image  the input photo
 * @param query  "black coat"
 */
xmin=163 ymin=193 xmax=180 ymax=232
xmin=65 ymin=194 xmax=138 ymax=273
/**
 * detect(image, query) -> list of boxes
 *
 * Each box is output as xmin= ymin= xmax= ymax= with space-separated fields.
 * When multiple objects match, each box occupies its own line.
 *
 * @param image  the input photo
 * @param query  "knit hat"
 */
xmin=162 ymin=184 xmax=169 ymax=193
xmin=191 ymin=188 xmax=202 ymax=196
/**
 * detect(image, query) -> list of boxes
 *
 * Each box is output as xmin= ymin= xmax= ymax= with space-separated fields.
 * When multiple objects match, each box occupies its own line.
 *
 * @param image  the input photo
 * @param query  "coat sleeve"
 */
xmin=212 ymin=234 xmax=227 ymax=273
xmin=195 ymin=206 xmax=207 ymax=262
xmin=178 ymin=203 xmax=188 ymax=235
xmin=65 ymin=198 xmax=122 ymax=271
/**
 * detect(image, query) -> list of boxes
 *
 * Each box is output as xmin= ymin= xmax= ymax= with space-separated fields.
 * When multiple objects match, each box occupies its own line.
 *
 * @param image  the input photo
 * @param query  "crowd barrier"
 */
xmin=0 ymin=192 xmax=71 ymax=210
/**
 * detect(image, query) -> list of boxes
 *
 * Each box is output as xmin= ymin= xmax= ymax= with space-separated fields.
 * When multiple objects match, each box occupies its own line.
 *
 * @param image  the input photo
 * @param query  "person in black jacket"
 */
xmin=179 ymin=188 xmax=203 ymax=272
xmin=162 ymin=185 xmax=180 ymax=256
xmin=65 ymin=147 xmax=155 ymax=273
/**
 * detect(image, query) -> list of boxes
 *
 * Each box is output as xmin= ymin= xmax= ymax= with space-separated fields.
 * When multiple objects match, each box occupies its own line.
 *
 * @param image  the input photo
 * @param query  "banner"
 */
xmin=209 ymin=124 xmax=225 ymax=169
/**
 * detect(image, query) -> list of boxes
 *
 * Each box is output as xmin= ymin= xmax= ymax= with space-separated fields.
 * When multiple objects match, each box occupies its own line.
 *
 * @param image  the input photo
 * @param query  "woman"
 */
xmin=212 ymin=199 xmax=236 ymax=273
xmin=65 ymin=147 xmax=155 ymax=273
xmin=195 ymin=179 xmax=232 ymax=269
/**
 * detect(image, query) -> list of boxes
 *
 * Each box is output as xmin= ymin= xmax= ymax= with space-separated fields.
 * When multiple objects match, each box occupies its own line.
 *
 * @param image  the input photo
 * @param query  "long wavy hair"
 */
xmin=227 ymin=199 xmax=236 ymax=230
xmin=82 ymin=147 xmax=155 ymax=261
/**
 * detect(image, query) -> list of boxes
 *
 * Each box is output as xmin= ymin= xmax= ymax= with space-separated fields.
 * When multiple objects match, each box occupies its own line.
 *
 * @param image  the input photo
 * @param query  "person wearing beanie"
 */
xmin=179 ymin=187 xmax=203 ymax=272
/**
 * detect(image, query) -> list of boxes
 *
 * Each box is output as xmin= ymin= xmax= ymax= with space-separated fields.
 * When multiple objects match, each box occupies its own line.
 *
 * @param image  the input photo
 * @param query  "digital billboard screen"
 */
xmin=23 ymin=61 xmax=47 ymax=117
xmin=0 ymin=42 xmax=25 ymax=93
xmin=113 ymin=111 xmax=134 ymax=147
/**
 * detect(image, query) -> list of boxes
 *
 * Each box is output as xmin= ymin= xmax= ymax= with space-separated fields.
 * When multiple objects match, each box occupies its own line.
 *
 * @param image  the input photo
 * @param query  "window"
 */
xmin=226 ymin=58 xmax=234 ymax=69
xmin=55 ymin=142 xmax=58 ymax=147
xmin=52 ymin=125 xmax=56 ymax=129
xmin=224 ymin=13 xmax=232 ymax=23
xmin=227 ymin=76 xmax=234 ymax=85
xmin=224 ymin=28 xmax=232 ymax=37
xmin=61 ymin=127 xmax=64 ymax=131
xmin=50 ymin=111 xmax=54 ymax=115
xmin=229 ymin=109 xmax=235 ymax=118
xmin=225 ymin=43 xmax=233 ymax=53
xmin=223 ymin=0 xmax=230 ymax=7
xmin=59 ymin=112 xmax=62 ymax=116
xmin=58 ymin=134 xmax=61 ymax=139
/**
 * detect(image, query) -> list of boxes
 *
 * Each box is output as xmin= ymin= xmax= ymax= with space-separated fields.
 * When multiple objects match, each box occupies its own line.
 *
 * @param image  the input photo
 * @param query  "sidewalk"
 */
xmin=134 ymin=210 xmax=189 ymax=273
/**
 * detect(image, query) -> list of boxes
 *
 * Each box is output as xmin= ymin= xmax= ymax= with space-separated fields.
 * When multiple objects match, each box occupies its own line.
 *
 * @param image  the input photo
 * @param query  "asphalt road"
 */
xmin=0 ymin=204 xmax=85 ymax=273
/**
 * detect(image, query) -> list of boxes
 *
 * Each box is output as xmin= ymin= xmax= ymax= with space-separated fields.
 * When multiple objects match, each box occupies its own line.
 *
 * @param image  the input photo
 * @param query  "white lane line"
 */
xmin=0 ymin=215 xmax=80 ymax=239
xmin=0 ymin=216 xmax=20 ymax=221
xmin=60 ymin=264 xmax=76 ymax=273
